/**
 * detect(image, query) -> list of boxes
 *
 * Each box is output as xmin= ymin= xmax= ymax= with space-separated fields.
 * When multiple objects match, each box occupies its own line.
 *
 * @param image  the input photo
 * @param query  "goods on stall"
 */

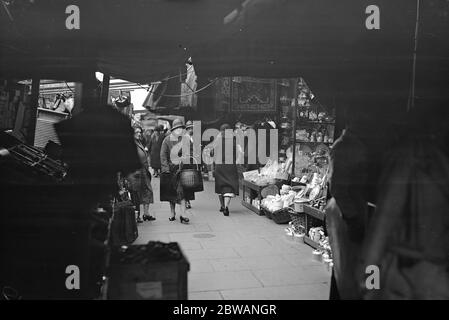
xmin=310 ymin=236 xmax=333 ymax=272
xmin=271 ymin=208 xmax=292 ymax=224
xmin=294 ymin=198 xmax=309 ymax=212
xmin=284 ymin=225 xmax=305 ymax=243
xmin=284 ymin=227 xmax=295 ymax=242
xmin=292 ymin=172 xmax=327 ymax=201
xmin=252 ymin=198 xmax=261 ymax=210
xmin=242 ymin=169 xmax=259 ymax=181
xmin=261 ymin=190 xmax=296 ymax=212
xmin=289 ymin=212 xmax=306 ymax=233
xmin=261 ymin=184 xmax=280 ymax=198
xmin=259 ymin=184 xmax=297 ymax=224
xmin=243 ymin=159 xmax=289 ymax=186
xmin=279 ymin=184 xmax=292 ymax=195
xmin=309 ymin=227 xmax=325 ymax=243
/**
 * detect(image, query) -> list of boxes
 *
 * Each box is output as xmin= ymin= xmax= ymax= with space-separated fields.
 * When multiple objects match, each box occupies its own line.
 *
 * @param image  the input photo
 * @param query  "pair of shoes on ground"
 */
xmin=220 ymin=207 xmax=229 ymax=216
xmin=169 ymin=216 xmax=189 ymax=224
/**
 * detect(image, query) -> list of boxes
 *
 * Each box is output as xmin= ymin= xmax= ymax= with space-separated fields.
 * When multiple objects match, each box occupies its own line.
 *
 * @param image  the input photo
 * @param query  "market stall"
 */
xmin=240 ymin=77 xmax=334 ymax=269
xmin=1 ymin=0 xmax=447 ymax=301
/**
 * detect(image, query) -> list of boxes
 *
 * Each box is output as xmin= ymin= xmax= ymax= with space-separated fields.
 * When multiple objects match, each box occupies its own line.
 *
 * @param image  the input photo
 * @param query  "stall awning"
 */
xmin=1 ymin=0 xmax=448 ymax=109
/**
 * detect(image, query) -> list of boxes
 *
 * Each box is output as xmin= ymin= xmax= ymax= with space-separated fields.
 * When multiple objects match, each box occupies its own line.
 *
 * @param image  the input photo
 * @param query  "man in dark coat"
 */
xmin=325 ymin=100 xmax=384 ymax=300
xmin=148 ymin=125 xmax=164 ymax=177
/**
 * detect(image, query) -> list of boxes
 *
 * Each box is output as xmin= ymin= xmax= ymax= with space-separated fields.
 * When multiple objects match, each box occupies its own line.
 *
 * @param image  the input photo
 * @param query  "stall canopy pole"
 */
xmin=81 ymin=72 xmax=100 ymax=109
xmin=407 ymin=0 xmax=421 ymax=112
xmin=101 ymin=74 xmax=110 ymax=105
xmin=73 ymin=83 xmax=83 ymax=115
xmin=291 ymin=78 xmax=298 ymax=179
xmin=27 ymin=78 xmax=40 ymax=145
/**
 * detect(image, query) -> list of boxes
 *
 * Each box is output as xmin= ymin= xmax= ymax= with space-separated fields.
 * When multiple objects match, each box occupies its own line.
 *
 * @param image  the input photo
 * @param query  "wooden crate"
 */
xmin=107 ymin=243 xmax=189 ymax=300
xmin=241 ymin=179 xmax=264 ymax=215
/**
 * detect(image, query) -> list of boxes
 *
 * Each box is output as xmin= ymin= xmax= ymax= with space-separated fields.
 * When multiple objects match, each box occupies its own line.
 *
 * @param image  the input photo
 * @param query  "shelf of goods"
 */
xmin=278 ymin=83 xmax=292 ymax=162
xmin=296 ymin=140 xmax=333 ymax=145
xmin=304 ymin=204 xmax=325 ymax=221
xmin=289 ymin=81 xmax=335 ymax=177
xmin=296 ymin=120 xmax=336 ymax=125
xmin=288 ymin=204 xmax=332 ymax=272
xmin=302 ymin=204 xmax=326 ymax=250
xmin=242 ymin=179 xmax=265 ymax=215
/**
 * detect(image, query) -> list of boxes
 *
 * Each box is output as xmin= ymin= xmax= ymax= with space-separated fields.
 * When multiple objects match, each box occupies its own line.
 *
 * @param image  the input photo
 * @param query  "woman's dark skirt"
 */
xmin=160 ymin=171 xmax=195 ymax=203
xmin=127 ymin=168 xmax=153 ymax=205
xmin=214 ymin=164 xmax=239 ymax=195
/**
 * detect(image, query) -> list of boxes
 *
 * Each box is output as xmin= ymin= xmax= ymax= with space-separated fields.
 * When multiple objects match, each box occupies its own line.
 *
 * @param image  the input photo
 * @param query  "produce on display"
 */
xmin=242 ymin=159 xmax=289 ymax=186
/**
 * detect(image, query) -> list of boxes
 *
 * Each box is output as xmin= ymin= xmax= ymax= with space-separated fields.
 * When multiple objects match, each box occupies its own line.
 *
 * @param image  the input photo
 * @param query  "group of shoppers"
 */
xmin=124 ymin=119 xmax=241 ymax=224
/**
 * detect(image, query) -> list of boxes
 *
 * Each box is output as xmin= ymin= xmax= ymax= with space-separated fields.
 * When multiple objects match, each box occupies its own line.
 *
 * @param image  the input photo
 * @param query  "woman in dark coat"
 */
xmin=213 ymin=123 xmax=242 ymax=216
xmin=127 ymin=126 xmax=155 ymax=222
xmin=160 ymin=119 xmax=195 ymax=224
xmin=148 ymin=125 xmax=164 ymax=177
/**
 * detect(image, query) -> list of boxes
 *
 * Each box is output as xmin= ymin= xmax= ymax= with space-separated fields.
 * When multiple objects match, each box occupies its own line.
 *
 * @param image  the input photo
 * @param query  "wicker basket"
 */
xmin=179 ymin=168 xmax=201 ymax=188
xmin=271 ymin=207 xmax=292 ymax=224
xmin=289 ymin=211 xmax=306 ymax=234
xmin=179 ymin=157 xmax=203 ymax=191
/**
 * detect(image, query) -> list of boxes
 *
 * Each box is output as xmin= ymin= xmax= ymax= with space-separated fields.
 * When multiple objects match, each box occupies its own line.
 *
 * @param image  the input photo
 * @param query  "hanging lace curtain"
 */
xmin=180 ymin=62 xmax=198 ymax=108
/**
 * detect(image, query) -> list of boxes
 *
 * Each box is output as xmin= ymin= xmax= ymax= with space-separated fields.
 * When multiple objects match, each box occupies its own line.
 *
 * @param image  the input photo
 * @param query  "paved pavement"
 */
xmin=135 ymin=177 xmax=331 ymax=300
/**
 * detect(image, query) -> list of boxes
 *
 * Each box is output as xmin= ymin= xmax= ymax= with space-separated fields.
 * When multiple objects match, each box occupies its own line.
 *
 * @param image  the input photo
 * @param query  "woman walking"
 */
xmin=148 ymin=125 xmax=165 ymax=177
xmin=214 ymin=123 xmax=242 ymax=216
xmin=184 ymin=120 xmax=195 ymax=209
xmin=160 ymin=119 xmax=195 ymax=224
xmin=127 ymin=125 xmax=155 ymax=222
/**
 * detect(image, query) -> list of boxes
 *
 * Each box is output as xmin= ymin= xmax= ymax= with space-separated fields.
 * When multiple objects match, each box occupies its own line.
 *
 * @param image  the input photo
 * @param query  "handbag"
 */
xmin=110 ymin=200 xmax=138 ymax=245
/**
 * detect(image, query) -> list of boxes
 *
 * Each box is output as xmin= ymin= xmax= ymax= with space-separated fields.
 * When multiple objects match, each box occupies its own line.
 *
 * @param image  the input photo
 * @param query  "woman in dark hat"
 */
xmin=213 ymin=123 xmax=242 ymax=216
xmin=127 ymin=125 xmax=155 ymax=222
xmin=148 ymin=124 xmax=165 ymax=177
xmin=159 ymin=118 xmax=194 ymax=223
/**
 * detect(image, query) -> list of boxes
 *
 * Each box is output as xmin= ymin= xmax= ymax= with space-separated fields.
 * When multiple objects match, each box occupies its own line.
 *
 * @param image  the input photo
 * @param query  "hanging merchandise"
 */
xmin=231 ymin=77 xmax=276 ymax=113
xmin=180 ymin=61 xmax=198 ymax=108
xmin=111 ymin=92 xmax=133 ymax=118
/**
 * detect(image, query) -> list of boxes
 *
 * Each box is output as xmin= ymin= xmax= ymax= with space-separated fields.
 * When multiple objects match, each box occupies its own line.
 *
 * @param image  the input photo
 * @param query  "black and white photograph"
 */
xmin=0 ymin=0 xmax=448 ymax=307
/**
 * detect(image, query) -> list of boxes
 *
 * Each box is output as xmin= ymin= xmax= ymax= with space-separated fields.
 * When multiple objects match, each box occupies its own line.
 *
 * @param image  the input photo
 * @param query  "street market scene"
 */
xmin=0 ymin=0 xmax=448 ymax=301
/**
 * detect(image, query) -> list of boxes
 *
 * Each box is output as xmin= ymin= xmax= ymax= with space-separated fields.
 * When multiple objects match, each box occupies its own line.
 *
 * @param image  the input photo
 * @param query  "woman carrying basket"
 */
xmin=160 ymin=119 xmax=199 ymax=224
